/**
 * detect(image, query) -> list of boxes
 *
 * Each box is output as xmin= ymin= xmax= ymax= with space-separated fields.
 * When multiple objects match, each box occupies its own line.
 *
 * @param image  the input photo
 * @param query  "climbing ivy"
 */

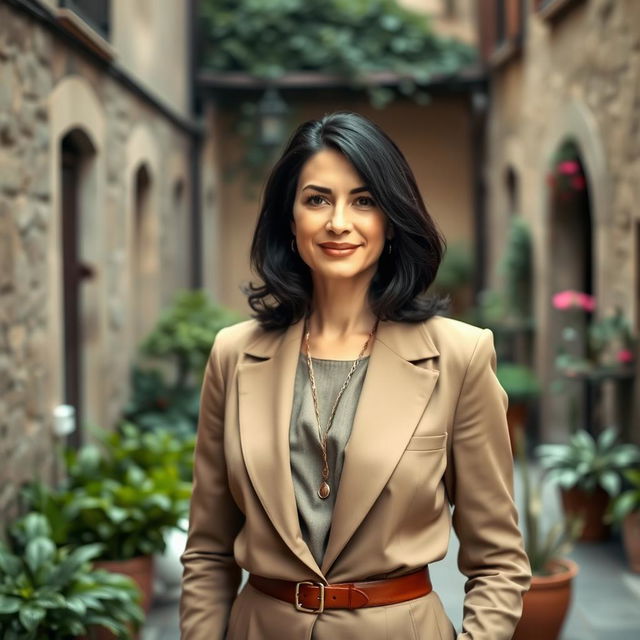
xmin=199 ymin=0 xmax=476 ymax=96
xmin=198 ymin=0 xmax=477 ymax=186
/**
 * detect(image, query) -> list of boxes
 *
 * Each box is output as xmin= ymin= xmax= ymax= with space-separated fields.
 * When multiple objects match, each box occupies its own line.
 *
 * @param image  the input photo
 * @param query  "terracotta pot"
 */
xmin=560 ymin=486 xmax=611 ymax=541
xmin=513 ymin=557 xmax=578 ymax=640
xmin=622 ymin=510 xmax=640 ymax=572
xmin=506 ymin=402 xmax=528 ymax=456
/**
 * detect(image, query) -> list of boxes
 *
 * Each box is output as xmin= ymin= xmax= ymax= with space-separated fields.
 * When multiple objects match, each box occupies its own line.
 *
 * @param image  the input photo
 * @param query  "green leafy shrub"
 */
xmin=0 ymin=514 xmax=143 ymax=639
xmin=139 ymin=290 xmax=241 ymax=383
xmin=123 ymin=367 xmax=200 ymax=437
xmin=26 ymin=424 xmax=192 ymax=561
xmin=104 ymin=421 xmax=195 ymax=484
xmin=609 ymin=469 xmax=640 ymax=524
xmin=496 ymin=363 xmax=539 ymax=401
xmin=498 ymin=216 xmax=532 ymax=321
xmin=432 ymin=242 xmax=474 ymax=298
xmin=536 ymin=427 xmax=640 ymax=496
xmin=124 ymin=291 xmax=241 ymax=435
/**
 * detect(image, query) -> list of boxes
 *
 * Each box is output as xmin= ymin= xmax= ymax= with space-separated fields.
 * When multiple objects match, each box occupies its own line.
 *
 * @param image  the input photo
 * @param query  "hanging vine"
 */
xmin=198 ymin=0 xmax=478 ymax=183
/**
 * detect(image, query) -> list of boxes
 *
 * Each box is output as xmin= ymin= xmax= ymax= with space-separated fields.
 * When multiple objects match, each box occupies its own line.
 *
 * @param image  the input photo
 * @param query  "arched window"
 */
xmin=505 ymin=165 xmax=519 ymax=216
xmin=132 ymin=163 xmax=154 ymax=345
xmin=60 ymin=128 xmax=97 ymax=446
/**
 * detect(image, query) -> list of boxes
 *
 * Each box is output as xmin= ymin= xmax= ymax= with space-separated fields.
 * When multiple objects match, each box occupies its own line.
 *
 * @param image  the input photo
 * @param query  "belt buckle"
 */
xmin=295 ymin=581 xmax=325 ymax=613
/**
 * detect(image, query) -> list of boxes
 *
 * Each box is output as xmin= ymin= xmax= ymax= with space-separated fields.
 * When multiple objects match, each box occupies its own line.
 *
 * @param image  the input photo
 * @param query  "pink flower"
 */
xmin=617 ymin=349 xmax=634 ymax=364
xmin=558 ymin=161 xmax=580 ymax=175
xmin=571 ymin=175 xmax=586 ymax=190
xmin=578 ymin=293 xmax=596 ymax=312
xmin=552 ymin=290 xmax=596 ymax=311
xmin=553 ymin=290 xmax=580 ymax=309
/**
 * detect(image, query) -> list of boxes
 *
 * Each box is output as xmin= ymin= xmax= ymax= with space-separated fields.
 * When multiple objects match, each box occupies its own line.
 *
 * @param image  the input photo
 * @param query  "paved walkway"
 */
xmin=143 ymin=465 xmax=640 ymax=639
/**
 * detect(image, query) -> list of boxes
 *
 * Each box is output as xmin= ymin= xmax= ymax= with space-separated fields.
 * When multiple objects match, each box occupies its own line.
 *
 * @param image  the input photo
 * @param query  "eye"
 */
xmin=355 ymin=195 xmax=376 ymax=208
xmin=305 ymin=194 xmax=328 ymax=206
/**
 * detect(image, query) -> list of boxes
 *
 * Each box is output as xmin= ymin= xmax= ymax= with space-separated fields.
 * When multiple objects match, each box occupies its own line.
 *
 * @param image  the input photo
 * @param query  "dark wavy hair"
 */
xmin=245 ymin=111 xmax=450 ymax=330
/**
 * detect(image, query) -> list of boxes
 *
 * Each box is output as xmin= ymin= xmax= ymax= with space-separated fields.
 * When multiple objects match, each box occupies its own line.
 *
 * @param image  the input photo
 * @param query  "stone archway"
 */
xmin=547 ymin=139 xmax=595 ymax=437
xmin=124 ymin=125 xmax=160 ymax=360
xmin=49 ymin=75 xmax=107 ymax=440
xmin=537 ymin=100 xmax=610 ymax=442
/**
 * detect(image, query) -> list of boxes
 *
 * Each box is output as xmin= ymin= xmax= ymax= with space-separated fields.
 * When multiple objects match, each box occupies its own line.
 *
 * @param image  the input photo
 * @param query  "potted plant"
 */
xmin=103 ymin=422 xmax=195 ymax=596
xmin=554 ymin=293 xmax=636 ymax=377
xmin=27 ymin=427 xmax=191 ymax=615
xmin=124 ymin=291 xmax=242 ymax=437
xmin=608 ymin=468 xmax=640 ymax=572
xmin=0 ymin=513 xmax=143 ymax=639
xmin=496 ymin=363 xmax=539 ymax=455
xmin=536 ymin=427 xmax=640 ymax=541
xmin=512 ymin=432 xmax=582 ymax=640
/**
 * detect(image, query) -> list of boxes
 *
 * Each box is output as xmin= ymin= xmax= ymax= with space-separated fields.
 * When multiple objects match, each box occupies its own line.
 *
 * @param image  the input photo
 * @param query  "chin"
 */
xmin=314 ymin=263 xmax=376 ymax=282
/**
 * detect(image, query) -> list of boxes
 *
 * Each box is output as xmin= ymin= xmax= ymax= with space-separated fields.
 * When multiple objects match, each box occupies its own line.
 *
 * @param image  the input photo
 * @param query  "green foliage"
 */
xmin=0 ymin=514 xmax=143 ymax=639
xmin=515 ymin=432 xmax=582 ymax=575
xmin=433 ymin=242 xmax=474 ymax=296
xmin=586 ymin=307 xmax=636 ymax=368
xmin=536 ymin=427 xmax=640 ymax=497
xmin=125 ymin=291 xmax=242 ymax=436
xmin=199 ymin=0 xmax=477 ymax=89
xmin=25 ymin=424 xmax=193 ymax=561
xmin=609 ymin=469 xmax=640 ymax=524
xmin=199 ymin=0 xmax=477 ymax=181
xmin=496 ymin=363 xmax=539 ymax=401
xmin=554 ymin=307 xmax=636 ymax=376
xmin=465 ymin=289 xmax=506 ymax=326
xmin=104 ymin=421 xmax=195 ymax=484
xmin=139 ymin=290 xmax=242 ymax=385
xmin=123 ymin=367 xmax=201 ymax=438
xmin=498 ymin=216 xmax=532 ymax=320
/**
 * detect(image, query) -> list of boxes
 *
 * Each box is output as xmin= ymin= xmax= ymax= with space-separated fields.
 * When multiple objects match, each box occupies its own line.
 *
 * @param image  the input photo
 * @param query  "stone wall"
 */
xmin=0 ymin=2 xmax=194 ymax=522
xmin=484 ymin=0 xmax=640 ymax=441
xmin=0 ymin=3 xmax=56 ymax=523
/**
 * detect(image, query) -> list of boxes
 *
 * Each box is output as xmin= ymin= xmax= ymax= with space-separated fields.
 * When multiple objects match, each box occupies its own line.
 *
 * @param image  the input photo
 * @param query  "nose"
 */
xmin=326 ymin=201 xmax=352 ymax=234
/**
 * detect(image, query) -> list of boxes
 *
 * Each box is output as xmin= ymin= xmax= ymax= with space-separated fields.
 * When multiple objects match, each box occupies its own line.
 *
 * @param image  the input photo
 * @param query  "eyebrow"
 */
xmin=302 ymin=184 xmax=370 ymax=195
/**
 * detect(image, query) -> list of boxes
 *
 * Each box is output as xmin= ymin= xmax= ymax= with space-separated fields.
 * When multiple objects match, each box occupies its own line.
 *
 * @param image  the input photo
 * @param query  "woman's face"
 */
xmin=291 ymin=148 xmax=391 ymax=286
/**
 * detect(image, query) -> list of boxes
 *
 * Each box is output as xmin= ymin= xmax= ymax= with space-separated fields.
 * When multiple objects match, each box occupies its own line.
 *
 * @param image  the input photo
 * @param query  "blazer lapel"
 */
xmin=321 ymin=319 xmax=440 ymax=575
xmin=237 ymin=318 xmax=324 ymax=579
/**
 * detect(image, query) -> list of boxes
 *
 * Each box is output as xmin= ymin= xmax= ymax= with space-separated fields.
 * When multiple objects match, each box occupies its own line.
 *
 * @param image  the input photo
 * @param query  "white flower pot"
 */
xmin=153 ymin=518 xmax=189 ymax=599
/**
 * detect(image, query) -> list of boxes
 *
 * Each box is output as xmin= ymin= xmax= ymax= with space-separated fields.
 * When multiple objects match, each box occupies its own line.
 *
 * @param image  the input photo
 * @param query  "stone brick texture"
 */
xmin=0 ymin=3 xmax=192 ymax=525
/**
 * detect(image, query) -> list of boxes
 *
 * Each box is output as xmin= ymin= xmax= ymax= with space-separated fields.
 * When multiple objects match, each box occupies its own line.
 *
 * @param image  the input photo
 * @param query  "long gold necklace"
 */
xmin=304 ymin=316 xmax=378 ymax=500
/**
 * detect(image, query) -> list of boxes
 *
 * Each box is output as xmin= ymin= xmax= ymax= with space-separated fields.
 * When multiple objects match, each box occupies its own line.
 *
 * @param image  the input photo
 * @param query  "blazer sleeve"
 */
xmin=180 ymin=330 xmax=245 ymax=640
xmin=444 ymin=328 xmax=531 ymax=640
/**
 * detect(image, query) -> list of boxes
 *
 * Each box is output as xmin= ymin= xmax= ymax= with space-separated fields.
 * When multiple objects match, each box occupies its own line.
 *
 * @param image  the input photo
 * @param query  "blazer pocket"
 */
xmin=406 ymin=433 xmax=447 ymax=451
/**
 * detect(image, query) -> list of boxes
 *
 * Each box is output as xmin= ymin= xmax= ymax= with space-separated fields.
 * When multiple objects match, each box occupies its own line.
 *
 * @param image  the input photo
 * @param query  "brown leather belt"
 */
xmin=248 ymin=567 xmax=431 ymax=613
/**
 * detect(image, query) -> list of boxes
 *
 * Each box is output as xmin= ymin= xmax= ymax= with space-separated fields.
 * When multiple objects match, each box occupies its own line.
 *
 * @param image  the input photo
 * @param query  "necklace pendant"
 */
xmin=318 ymin=481 xmax=331 ymax=500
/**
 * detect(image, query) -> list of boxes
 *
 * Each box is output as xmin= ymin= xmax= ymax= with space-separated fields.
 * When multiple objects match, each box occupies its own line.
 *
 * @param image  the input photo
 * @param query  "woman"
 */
xmin=180 ymin=112 xmax=531 ymax=640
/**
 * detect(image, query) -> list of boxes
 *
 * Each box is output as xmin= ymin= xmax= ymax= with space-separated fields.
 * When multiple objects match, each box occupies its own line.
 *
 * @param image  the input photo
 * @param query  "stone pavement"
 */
xmin=143 ymin=466 xmax=640 ymax=639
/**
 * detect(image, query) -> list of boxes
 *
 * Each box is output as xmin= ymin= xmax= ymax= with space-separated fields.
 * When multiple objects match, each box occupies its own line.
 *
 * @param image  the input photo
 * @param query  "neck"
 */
xmin=307 ymin=275 xmax=377 ymax=338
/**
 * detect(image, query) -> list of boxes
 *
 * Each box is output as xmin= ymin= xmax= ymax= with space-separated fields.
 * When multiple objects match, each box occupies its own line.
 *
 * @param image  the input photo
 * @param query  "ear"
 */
xmin=386 ymin=223 xmax=394 ymax=241
xmin=290 ymin=219 xmax=296 ymax=235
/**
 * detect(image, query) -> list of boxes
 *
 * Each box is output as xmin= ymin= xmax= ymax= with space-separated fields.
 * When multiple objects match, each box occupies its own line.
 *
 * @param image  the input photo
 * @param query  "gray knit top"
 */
xmin=289 ymin=353 xmax=370 ymax=567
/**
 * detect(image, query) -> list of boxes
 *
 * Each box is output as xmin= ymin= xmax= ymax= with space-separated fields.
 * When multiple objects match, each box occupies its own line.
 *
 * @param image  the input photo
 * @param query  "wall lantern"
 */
xmin=257 ymin=86 xmax=288 ymax=148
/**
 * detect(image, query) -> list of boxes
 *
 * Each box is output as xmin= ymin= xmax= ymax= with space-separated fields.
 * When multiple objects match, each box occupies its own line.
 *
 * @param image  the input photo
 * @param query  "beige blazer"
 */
xmin=180 ymin=315 xmax=531 ymax=640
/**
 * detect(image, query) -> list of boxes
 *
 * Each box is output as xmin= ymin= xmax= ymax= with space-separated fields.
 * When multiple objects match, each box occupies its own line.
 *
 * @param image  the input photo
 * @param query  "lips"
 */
xmin=318 ymin=242 xmax=361 ymax=257
xmin=319 ymin=242 xmax=360 ymax=249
